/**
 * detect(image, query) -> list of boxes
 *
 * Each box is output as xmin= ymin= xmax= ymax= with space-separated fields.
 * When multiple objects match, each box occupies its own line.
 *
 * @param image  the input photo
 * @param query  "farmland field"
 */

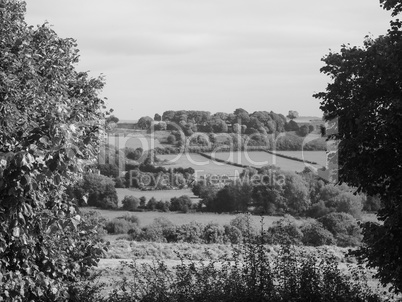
xmin=158 ymin=153 xmax=243 ymax=177
xmin=208 ymin=151 xmax=322 ymax=171
xmin=274 ymin=150 xmax=327 ymax=167
xmin=105 ymin=131 xmax=170 ymax=151
xmin=157 ymin=151 xmax=325 ymax=176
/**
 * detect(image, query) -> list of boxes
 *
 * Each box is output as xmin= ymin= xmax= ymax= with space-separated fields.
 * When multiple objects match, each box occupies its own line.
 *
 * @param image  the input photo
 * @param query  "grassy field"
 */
xmin=158 ymin=153 xmax=243 ymax=176
xmin=274 ymin=150 xmax=327 ymax=167
xmin=158 ymin=151 xmax=324 ymax=176
xmin=105 ymin=131 xmax=172 ymax=151
xmin=208 ymin=151 xmax=322 ymax=171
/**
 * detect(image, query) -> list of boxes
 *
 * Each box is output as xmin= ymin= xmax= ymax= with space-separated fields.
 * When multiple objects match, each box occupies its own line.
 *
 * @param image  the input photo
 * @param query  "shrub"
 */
xmin=176 ymin=222 xmax=204 ymax=243
xmin=169 ymin=195 xmax=193 ymax=212
xmin=155 ymin=200 xmax=170 ymax=212
xmin=121 ymin=195 xmax=140 ymax=211
xmin=167 ymin=134 xmax=176 ymax=144
xmin=103 ymin=240 xmax=381 ymax=302
xmin=203 ymin=223 xmax=226 ymax=244
xmin=105 ymin=218 xmax=139 ymax=234
xmin=98 ymin=163 xmax=120 ymax=178
xmin=78 ymin=173 xmax=119 ymax=209
xmin=264 ymin=216 xmax=303 ymax=245
xmin=306 ymin=200 xmax=331 ymax=218
xmin=146 ymin=197 xmax=157 ymax=210
xmin=139 ymin=217 xmax=175 ymax=242
xmin=229 ymin=214 xmax=257 ymax=237
xmin=300 ymin=220 xmax=336 ymax=246
xmin=120 ymin=214 xmax=140 ymax=225
xmin=114 ymin=177 xmax=125 ymax=188
xmin=224 ymin=225 xmax=243 ymax=244
xmin=318 ymin=213 xmax=362 ymax=247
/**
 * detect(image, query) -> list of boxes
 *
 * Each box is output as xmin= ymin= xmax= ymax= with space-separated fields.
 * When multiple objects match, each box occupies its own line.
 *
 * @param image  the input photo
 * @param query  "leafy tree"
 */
xmin=287 ymin=110 xmax=299 ymax=120
xmin=285 ymin=120 xmax=299 ymax=132
xmin=314 ymin=2 xmax=402 ymax=291
xmin=167 ymin=134 xmax=176 ymax=144
xmin=232 ymin=123 xmax=241 ymax=134
xmin=169 ymin=195 xmax=192 ymax=212
xmin=154 ymin=113 xmax=162 ymax=121
xmin=318 ymin=213 xmax=361 ymax=247
xmin=269 ymin=111 xmax=285 ymax=132
xmin=137 ymin=116 xmax=153 ymax=130
xmin=298 ymin=124 xmax=309 ymax=137
xmin=162 ymin=110 xmax=176 ymax=121
xmin=282 ymin=171 xmax=310 ymax=215
xmin=76 ymin=173 xmax=119 ymax=209
xmin=234 ymin=108 xmax=250 ymax=124
xmin=97 ymin=163 xmax=119 ymax=178
xmin=0 ymin=1 xmax=107 ymax=299
xmin=106 ymin=115 xmax=119 ymax=124
xmin=121 ymin=195 xmax=140 ymax=211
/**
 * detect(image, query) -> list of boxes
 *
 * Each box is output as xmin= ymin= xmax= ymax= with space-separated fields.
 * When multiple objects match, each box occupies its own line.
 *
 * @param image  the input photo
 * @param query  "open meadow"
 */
xmin=158 ymin=153 xmax=243 ymax=176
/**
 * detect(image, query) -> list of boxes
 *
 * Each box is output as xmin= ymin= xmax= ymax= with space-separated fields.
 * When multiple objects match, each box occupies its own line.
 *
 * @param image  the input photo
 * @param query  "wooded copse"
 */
xmin=135 ymin=109 xmax=320 ymax=137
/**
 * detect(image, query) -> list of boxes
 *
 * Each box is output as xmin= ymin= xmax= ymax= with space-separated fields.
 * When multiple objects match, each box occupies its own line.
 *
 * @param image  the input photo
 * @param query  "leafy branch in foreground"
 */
xmin=0 ymin=1 xmax=109 ymax=300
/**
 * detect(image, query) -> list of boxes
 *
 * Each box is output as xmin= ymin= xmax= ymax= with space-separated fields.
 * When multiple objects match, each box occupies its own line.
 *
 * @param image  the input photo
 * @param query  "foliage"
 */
xmin=97 ymin=163 xmax=120 ymax=178
xmin=137 ymin=116 xmax=153 ymax=130
xmin=318 ymin=213 xmax=362 ymax=247
xmin=169 ymin=195 xmax=193 ymax=213
xmin=75 ymin=173 xmax=119 ymax=209
xmin=314 ymin=5 xmax=402 ymax=289
xmin=229 ymin=214 xmax=257 ymax=237
xmin=106 ymin=115 xmax=119 ymax=124
xmin=300 ymin=220 xmax=336 ymax=246
xmin=298 ymin=124 xmax=309 ymax=137
xmin=105 ymin=218 xmax=139 ymax=235
xmin=153 ymin=113 xmax=161 ymax=121
xmin=264 ymin=216 xmax=303 ymax=245
xmin=121 ymin=195 xmax=140 ymax=211
xmin=0 ymin=1 xmax=109 ymax=298
xmin=100 ymin=240 xmax=381 ymax=302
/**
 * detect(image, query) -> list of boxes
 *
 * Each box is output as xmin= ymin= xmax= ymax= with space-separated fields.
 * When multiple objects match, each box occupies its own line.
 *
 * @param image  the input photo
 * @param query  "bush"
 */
xmin=121 ymin=195 xmax=140 ymax=211
xmin=203 ymin=223 xmax=226 ymax=244
xmin=102 ymin=239 xmax=381 ymax=302
xmin=76 ymin=173 xmax=119 ymax=209
xmin=230 ymin=214 xmax=257 ymax=237
xmin=120 ymin=214 xmax=140 ymax=225
xmin=114 ymin=177 xmax=125 ymax=188
xmin=105 ymin=218 xmax=139 ymax=234
xmin=98 ymin=163 xmax=120 ymax=178
xmin=264 ymin=216 xmax=303 ymax=245
xmin=176 ymin=222 xmax=204 ymax=243
xmin=167 ymin=134 xmax=176 ymax=144
xmin=169 ymin=195 xmax=193 ymax=212
xmin=155 ymin=200 xmax=170 ymax=212
xmin=318 ymin=213 xmax=362 ymax=247
xmin=300 ymin=220 xmax=336 ymax=246
xmin=224 ymin=225 xmax=243 ymax=244
xmin=139 ymin=217 xmax=175 ymax=242
xmin=146 ymin=197 xmax=157 ymax=210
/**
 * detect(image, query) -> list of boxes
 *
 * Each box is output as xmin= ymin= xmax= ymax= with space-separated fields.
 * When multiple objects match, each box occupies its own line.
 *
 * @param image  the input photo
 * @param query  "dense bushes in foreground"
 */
xmin=73 ymin=240 xmax=382 ymax=302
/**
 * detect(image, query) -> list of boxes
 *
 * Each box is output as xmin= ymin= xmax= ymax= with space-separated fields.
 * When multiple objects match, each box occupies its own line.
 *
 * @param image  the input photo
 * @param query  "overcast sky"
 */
xmin=24 ymin=0 xmax=391 ymax=120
